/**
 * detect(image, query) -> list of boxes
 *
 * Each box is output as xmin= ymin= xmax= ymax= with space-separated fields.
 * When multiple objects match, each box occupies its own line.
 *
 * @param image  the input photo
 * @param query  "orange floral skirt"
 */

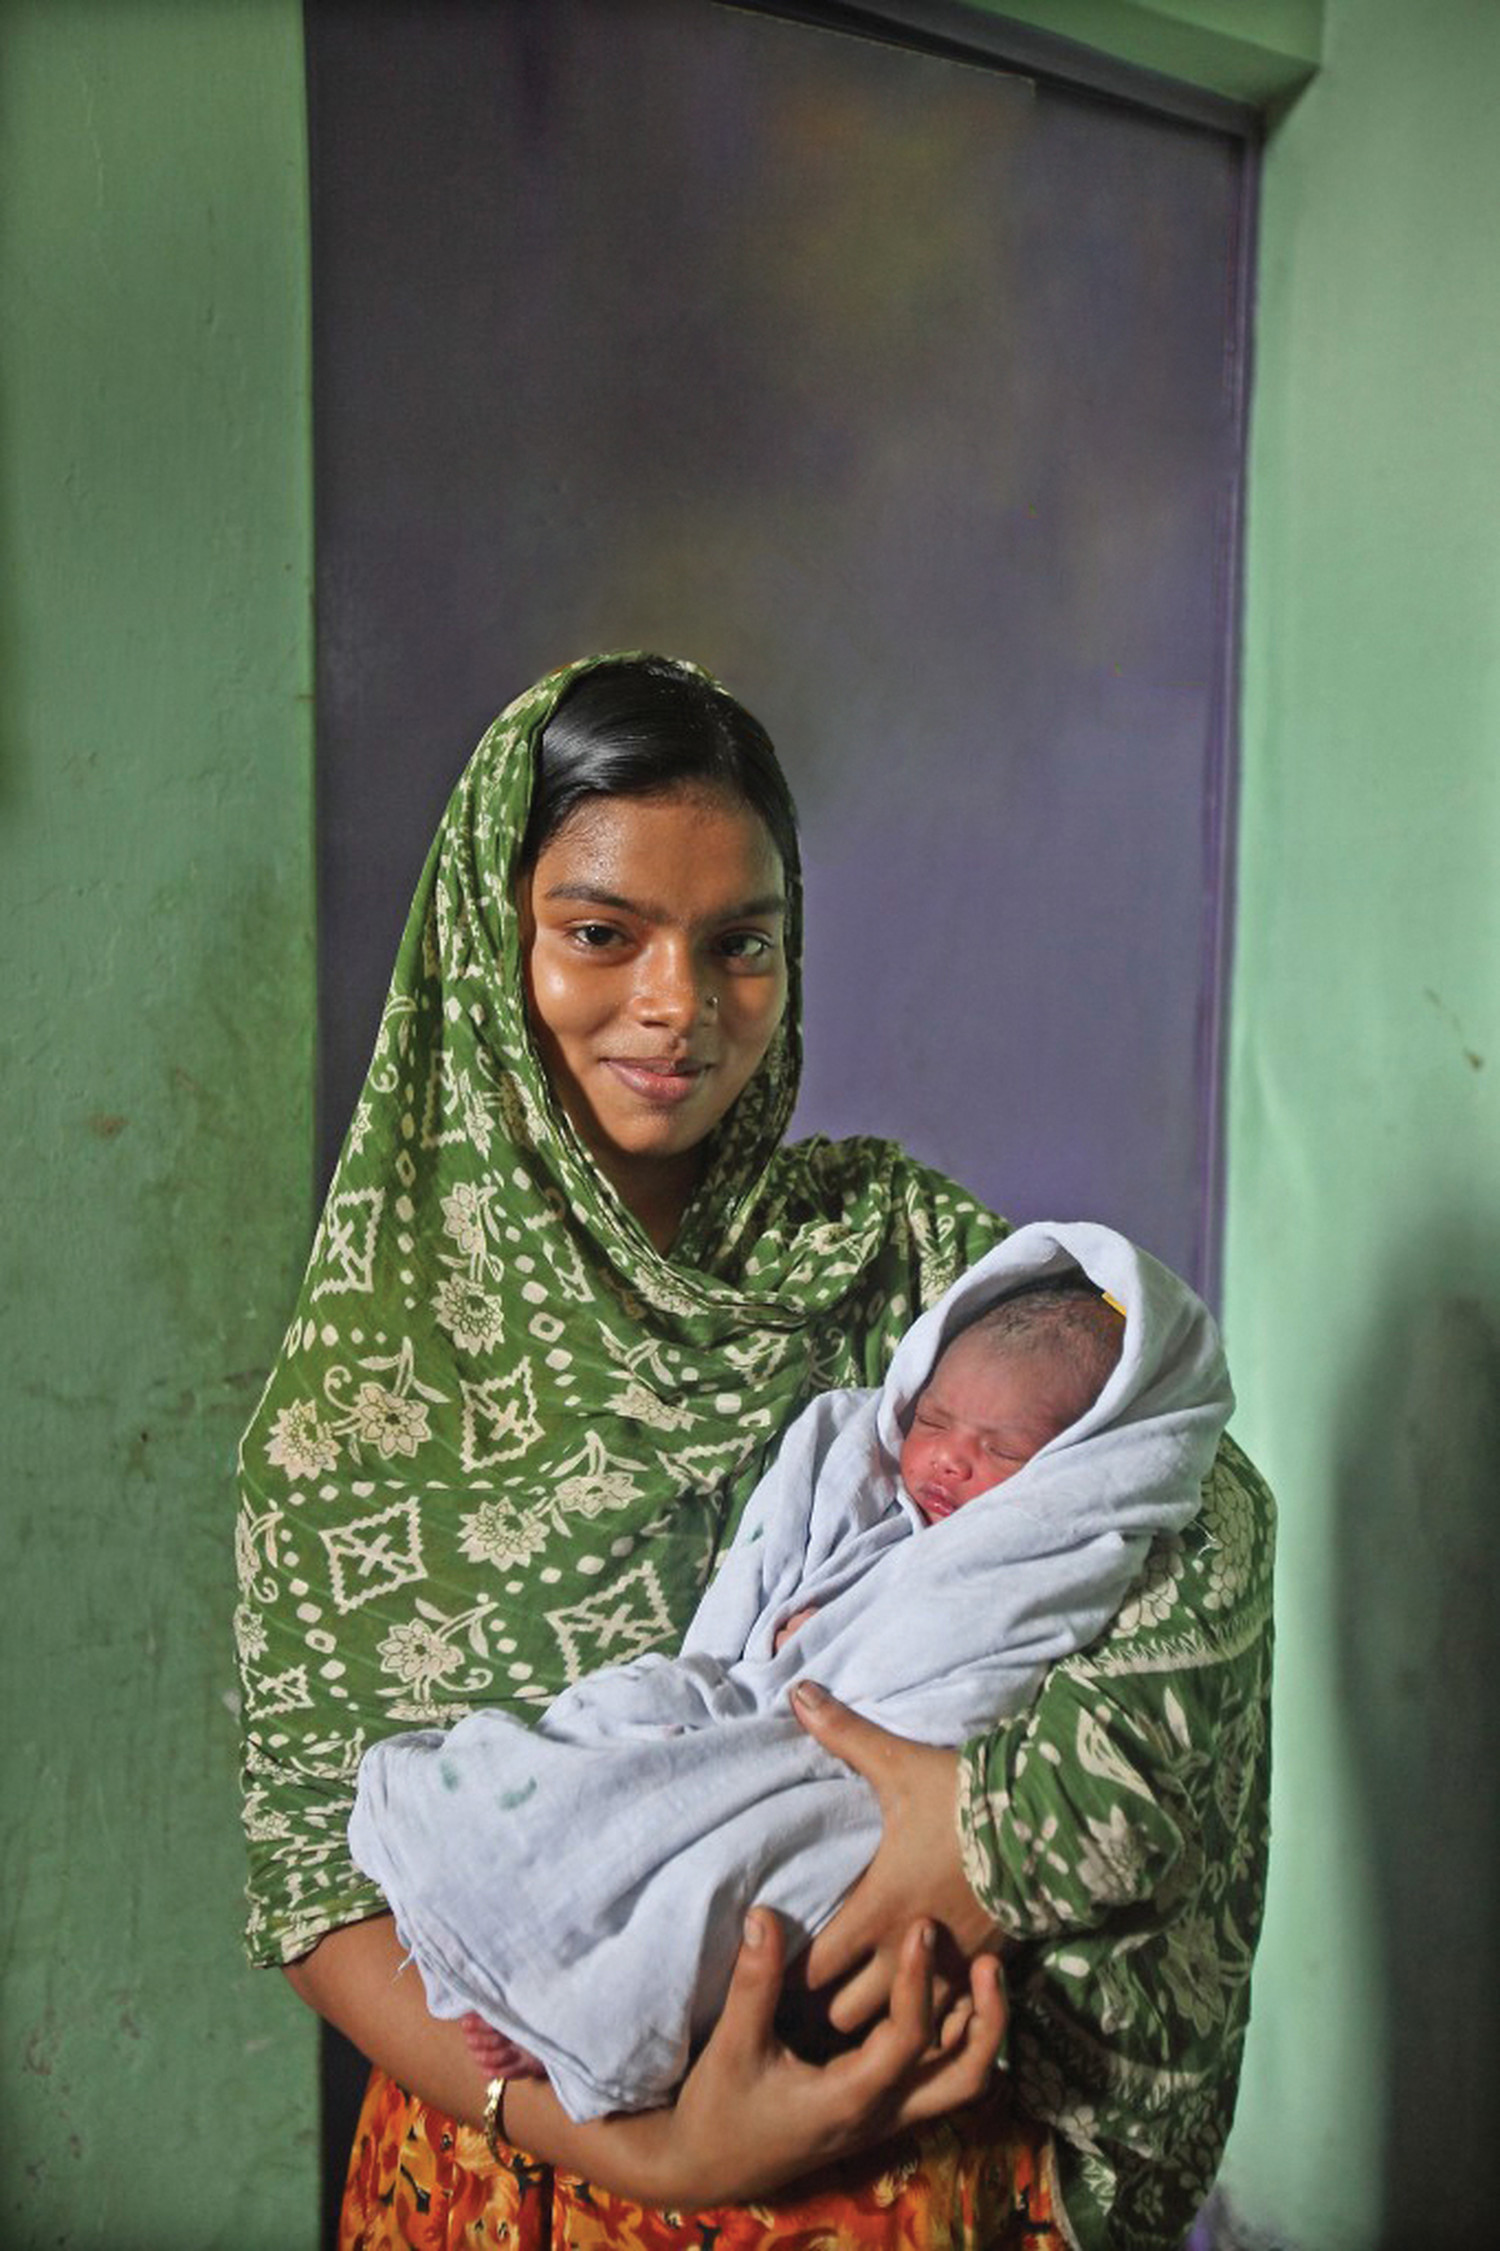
xmin=338 ymin=2066 xmax=1063 ymax=2251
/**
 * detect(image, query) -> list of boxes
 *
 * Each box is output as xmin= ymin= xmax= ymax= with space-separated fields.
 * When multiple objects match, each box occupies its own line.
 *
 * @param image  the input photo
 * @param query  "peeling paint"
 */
xmin=23 ymin=2012 xmax=59 ymax=2080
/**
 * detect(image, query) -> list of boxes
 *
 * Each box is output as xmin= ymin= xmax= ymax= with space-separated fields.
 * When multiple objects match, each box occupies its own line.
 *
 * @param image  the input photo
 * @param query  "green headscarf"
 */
xmin=236 ymin=654 xmax=1006 ymax=1964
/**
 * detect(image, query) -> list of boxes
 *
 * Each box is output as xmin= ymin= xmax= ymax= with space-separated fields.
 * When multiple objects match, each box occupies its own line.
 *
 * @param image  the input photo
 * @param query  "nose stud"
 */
xmin=707 ymin=994 xmax=719 ymax=1011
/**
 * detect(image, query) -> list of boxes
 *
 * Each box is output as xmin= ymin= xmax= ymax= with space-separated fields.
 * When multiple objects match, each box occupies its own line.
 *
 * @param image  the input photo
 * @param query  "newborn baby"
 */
xmin=464 ymin=1277 xmax=1125 ymax=2082
xmin=773 ymin=1275 xmax=1122 ymax=1652
xmin=351 ymin=1221 xmax=1232 ymax=2121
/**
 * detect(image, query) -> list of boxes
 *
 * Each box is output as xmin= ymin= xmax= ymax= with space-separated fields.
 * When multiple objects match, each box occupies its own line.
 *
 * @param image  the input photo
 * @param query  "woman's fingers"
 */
xmin=791 ymin=1680 xmax=908 ymax=1795
xmin=801 ymin=1876 xmax=884 ymax=1997
xmin=831 ymin=1925 xmax=1000 ymax=2128
xmin=820 ymin=1950 xmax=892 ymax=2032
xmin=823 ymin=1952 xmax=964 ymax=2037
xmin=804 ymin=1895 xmax=885 ymax=2003
xmin=888 ymin=1952 xmax=1007 ymax=2129
xmin=882 ymin=1916 xmax=939 ymax=2054
xmin=806 ymin=1926 xmax=1007 ymax=2141
xmin=792 ymin=1687 xmax=1000 ymax=2005
xmin=713 ymin=1906 xmax=788 ymax=2063
xmin=933 ymin=1990 xmax=977 ymax=2055
xmin=805 ymin=1919 xmax=937 ymax=2132
xmin=654 ymin=1912 xmax=1005 ymax=2206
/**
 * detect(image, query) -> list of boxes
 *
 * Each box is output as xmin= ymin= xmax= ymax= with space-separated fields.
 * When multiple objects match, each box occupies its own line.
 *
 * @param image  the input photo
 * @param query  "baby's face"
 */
xmin=898 ymin=1332 xmax=1080 ymax=1524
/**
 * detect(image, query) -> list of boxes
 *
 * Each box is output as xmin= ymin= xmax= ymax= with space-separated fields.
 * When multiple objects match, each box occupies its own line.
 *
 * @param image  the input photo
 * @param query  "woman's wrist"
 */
xmin=499 ymin=2078 xmax=679 ymax=2205
xmin=283 ymin=1917 xmax=491 ymax=2128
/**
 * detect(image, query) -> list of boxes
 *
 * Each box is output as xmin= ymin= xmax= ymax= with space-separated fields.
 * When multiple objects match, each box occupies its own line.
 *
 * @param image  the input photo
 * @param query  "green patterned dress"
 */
xmin=235 ymin=654 xmax=1273 ymax=2250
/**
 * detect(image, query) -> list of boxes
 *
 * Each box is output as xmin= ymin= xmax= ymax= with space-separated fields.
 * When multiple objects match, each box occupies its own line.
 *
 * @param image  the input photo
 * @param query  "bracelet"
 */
xmin=482 ymin=2074 xmax=509 ymax=2163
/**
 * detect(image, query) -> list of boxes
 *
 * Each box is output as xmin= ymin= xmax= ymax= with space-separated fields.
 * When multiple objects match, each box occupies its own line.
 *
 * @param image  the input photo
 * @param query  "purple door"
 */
xmin=308 ymin=0 xmax=1254 ymax=1283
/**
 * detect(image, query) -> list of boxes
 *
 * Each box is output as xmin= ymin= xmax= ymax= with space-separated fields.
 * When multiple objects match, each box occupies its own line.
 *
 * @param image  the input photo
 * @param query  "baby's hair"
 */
xmin=951 ymin=1273 xmax=1124 ymax=1418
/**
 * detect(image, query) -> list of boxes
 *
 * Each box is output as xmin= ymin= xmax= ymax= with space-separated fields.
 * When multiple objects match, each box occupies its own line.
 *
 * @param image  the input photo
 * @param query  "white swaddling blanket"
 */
xmin=350 ymin=1221 xmax=1232 ymax=2120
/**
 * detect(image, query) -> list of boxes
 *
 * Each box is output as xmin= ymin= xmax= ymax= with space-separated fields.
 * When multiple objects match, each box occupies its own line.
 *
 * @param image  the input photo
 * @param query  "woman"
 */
xmin=236 ymin=653 xmax=1274 ymax=2249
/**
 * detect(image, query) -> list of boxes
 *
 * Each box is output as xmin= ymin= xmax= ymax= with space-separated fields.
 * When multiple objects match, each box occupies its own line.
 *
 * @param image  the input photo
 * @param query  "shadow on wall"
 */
xmin=1190 ymin=1231 xmax=1500 ymax=2251
xmin=1335 ymin=1224 xmax=1500 ymax=2246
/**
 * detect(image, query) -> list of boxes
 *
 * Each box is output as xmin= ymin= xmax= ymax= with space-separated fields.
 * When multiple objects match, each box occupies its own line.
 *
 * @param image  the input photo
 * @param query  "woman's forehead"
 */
xmin=534 ymin=789 xmax=786 ymax=913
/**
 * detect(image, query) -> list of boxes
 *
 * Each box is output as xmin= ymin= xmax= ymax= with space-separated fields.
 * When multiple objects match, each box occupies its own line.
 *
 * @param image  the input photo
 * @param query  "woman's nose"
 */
xmin=634 ymin=939 xmax=709 ymax=1028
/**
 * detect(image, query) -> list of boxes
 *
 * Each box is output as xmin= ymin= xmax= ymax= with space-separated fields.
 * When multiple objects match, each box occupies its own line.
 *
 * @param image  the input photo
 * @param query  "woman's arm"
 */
xmin=285 ymin=1903 xmax=1005 ymax=2208
xmin=284 ymin=1915 xmax=491 ymax=2124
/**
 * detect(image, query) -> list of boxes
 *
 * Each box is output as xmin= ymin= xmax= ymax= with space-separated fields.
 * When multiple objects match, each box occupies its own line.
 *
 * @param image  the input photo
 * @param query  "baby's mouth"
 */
xmin=915 ymin=1484 xmax=959 ymax=1520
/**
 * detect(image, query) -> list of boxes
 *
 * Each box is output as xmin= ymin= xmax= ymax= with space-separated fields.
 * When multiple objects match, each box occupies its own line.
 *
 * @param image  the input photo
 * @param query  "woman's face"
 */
xmin=519 ymin=786 xmax=789 ymax=1237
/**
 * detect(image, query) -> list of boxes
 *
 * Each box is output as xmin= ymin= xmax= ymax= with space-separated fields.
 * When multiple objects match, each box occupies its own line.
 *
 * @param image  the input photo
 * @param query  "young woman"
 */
xmin=236 ymin=653 xmax=1274 ymax=2249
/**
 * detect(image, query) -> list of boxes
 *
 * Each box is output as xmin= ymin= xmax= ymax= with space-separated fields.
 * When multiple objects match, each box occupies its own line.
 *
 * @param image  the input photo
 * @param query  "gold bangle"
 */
xmin=482 ymin=2074 xmax=509 ymax=2162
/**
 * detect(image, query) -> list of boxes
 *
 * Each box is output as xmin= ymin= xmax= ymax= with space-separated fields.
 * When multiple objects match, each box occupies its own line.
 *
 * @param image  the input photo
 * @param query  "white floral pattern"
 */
xmin=431 ymin=1274 xmax=506 ymax=1354
xmin=233 ymin=1601 xmax=267 ymax=1665
xmin=378 ymin=1614 xmax=465 ymax=1693
xmin=264 ymin=1398 xmax=341 ymax=1481
xmin=440 ymin=1180 xmax=491 ymax=1259
xmin=1200 ymin=1456 xmax=1259 ymax=1612
xmin=1111 ymin=1534 xmax=1183 ymax=1634
xmin=1075 ymin=1800 xmax=1157 ymax=1907
xmin=348 ymin=1381 xmax=430 ymax=1459
xmin=458 ymin=1495 xmax=549 ymax=1571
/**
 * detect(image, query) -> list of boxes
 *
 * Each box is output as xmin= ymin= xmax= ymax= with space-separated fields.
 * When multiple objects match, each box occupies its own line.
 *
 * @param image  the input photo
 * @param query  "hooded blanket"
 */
xmin=350 ymin=1221 xmax=1232 ymax=2121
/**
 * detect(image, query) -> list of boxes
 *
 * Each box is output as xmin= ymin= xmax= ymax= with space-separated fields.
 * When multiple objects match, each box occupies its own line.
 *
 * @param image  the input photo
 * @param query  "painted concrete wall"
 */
xmin=0 ymin=2 xmax=318 ymax=2243
xmin=1222 ymin=0 xmax=1500 ymax=2242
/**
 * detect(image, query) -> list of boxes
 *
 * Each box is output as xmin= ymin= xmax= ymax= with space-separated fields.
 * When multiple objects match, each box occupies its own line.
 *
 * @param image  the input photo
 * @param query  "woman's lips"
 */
xmin=602 ymin=1057 xmax=710 ymax=1106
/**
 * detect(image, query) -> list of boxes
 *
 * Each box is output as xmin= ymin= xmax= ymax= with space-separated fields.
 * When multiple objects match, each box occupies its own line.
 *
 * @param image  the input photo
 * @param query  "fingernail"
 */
xmin=920 ymin=1922 xmax=936 ymax=1952
xmin=743 ymin=1911 xmax=765 ymax=1949
xmin=792 ymin=1680 xmax=827 ymax=1710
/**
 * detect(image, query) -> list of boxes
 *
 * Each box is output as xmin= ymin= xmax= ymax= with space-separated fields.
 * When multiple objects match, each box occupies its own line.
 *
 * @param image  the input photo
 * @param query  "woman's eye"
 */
xmin=571 ymin=922 xmax=623 ymax=949
xmin=718 ymin=930 xmax=775 ymax=964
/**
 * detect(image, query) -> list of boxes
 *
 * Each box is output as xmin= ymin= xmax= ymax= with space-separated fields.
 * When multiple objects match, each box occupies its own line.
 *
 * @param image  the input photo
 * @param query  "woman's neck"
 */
xmin=598 ymin=1147 xmax=706 ymax=1256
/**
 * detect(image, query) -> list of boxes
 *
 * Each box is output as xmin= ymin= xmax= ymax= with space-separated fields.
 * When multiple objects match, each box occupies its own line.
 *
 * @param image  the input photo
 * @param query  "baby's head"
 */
xmin=898 ymin=1277 xmax=1124 ymax=1523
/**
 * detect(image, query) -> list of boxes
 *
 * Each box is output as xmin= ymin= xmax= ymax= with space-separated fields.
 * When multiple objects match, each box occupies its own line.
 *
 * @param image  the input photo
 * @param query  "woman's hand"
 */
xmin=791 ymin=1681 xmax=1004 ymax=2035
xmin=505 ymin=1904 xmax=1005 ymax=2208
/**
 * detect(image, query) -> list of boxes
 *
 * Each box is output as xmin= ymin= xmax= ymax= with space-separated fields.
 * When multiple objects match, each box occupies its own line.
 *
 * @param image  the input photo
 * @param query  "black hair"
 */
xmin=518 ymin=657 xmax=800 ymax=882
xmin=955 ymin=1276 xmax=1124 ymax=1416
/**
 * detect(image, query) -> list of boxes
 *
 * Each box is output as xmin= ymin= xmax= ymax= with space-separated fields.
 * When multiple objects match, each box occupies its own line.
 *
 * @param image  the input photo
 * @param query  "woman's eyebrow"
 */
xmin=541 ymin=881 xmax=786 ymax=921
xmin=541 ymin=881 xmax=640 ymax=910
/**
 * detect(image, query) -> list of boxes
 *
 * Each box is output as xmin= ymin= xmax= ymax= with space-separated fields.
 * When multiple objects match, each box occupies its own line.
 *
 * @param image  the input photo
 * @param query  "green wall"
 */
xmin=1223 ymin=0 xmax=1500 ymax=2242
xmin=0 ymin=1 xmax=318 ymax=2242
